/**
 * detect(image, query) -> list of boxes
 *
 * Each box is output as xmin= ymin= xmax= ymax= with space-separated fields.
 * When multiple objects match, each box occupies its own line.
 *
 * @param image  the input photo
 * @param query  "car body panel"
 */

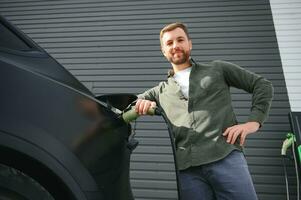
xmin=0 ymin=15 xmax=134 ymax=200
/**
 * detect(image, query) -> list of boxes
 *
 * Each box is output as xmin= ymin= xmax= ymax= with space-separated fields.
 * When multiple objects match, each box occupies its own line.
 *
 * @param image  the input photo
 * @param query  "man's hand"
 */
xmin=135 ymin=99 xmax=157 ymax=115
xmin=222 ymin=122 xmax=260 ymax=146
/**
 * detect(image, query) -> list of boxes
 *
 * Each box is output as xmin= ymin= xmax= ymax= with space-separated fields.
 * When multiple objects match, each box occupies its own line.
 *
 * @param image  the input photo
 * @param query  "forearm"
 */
xmin=216 ymin=60 xmax=274 ymax=126
xmin=248 ymin=78 xmax=274 ymax=126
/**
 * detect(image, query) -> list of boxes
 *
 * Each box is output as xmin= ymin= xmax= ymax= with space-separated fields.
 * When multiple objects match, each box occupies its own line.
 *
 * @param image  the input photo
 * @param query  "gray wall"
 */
xmin=0 ymin=0 xmax=297 ymax=199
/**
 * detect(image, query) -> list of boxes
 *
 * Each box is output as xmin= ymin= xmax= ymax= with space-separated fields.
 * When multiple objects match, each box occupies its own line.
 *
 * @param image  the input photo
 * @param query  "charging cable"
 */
xmin=292 ymin=139 xmax=300 ymax=200
xmin=281 ymin=133 xmax=299 ymax=200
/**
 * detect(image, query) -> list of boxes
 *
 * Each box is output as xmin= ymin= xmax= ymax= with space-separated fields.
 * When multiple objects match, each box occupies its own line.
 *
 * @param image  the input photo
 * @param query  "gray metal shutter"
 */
xmin=0 ymin=0 xmax=296 ymax=199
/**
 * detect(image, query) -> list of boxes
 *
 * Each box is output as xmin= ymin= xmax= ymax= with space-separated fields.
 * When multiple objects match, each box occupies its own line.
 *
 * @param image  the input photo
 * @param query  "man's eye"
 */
xmin=167 ymin=42 xmax=172 ymax=46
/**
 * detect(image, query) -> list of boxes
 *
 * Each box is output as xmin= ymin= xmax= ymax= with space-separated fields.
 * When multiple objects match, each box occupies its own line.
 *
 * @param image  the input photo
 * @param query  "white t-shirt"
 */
xmin=174 ymin=67 xmax=192 ymax=98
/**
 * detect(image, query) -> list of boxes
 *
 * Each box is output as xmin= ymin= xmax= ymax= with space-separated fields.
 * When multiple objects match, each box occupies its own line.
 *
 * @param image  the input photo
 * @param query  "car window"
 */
xmin=0 ymin=22 xmax=32 ymax=51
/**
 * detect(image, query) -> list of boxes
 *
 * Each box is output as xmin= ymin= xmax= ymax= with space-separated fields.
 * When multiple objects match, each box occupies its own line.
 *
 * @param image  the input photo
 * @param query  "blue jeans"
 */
xmin=178 ymin=150 xmax=258 ymax=200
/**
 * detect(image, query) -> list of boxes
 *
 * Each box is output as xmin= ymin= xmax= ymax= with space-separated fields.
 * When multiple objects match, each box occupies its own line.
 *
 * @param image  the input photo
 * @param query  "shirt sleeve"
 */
xmin=214 ymin=60 xmax=274 ymax=126
xmin=136 ymin=83 xmax=162 ymax=104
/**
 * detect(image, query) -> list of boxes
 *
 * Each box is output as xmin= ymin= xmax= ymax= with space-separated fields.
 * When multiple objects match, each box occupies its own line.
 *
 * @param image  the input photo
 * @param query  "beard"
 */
xmin=167 ymin=49 xmax=190 ymax=65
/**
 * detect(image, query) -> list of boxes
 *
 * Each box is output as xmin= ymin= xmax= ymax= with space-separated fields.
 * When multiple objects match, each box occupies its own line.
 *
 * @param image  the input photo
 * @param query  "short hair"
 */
xmin=159 ymin=22 xmax=190 ymax=45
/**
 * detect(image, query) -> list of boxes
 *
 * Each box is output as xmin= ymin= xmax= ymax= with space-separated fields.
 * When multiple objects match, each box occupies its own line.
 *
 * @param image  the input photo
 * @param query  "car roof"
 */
xmin=0 ymin=15 xmax=93 ymax=97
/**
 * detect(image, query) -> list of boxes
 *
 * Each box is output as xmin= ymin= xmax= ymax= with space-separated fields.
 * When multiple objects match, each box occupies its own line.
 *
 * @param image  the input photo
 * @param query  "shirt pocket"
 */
xmin=196 ymin=71 xmax=226 ymax=98
xmin=201 ymin=71 xmax=224 ymax=89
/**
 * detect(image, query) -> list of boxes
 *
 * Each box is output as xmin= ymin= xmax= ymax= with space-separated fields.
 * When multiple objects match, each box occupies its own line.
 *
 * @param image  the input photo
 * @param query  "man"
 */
xmin=135 ymin=22 xmax=273 ymax=200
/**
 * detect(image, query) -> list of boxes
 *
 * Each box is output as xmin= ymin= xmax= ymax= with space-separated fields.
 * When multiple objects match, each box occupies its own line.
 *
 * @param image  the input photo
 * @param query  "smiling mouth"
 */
xmin=173 ymin=51 xmax=183 ymax=55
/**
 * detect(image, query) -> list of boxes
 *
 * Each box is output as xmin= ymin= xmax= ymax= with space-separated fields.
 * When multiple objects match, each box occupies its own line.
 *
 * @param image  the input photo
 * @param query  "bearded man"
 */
xmin=135 ymin=22 xmax=274 ymax=200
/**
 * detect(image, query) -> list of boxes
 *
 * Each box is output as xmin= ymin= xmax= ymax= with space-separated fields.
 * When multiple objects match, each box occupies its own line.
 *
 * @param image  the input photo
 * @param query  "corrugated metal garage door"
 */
xmin=0 ymin=0 xmax=297 ymax=199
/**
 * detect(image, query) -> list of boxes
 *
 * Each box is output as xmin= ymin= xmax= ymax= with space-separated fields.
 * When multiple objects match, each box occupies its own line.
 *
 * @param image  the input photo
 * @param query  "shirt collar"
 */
xmin=167 ymin=58 xmax=196 ymax=78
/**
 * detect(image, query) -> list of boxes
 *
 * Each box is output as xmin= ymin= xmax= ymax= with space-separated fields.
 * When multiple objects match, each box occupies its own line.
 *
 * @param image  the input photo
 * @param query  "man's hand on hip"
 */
xmin=222 ymin=122 xmax=260 ymax=146
xmin=135 ymin=99 xmax=157 ymax=115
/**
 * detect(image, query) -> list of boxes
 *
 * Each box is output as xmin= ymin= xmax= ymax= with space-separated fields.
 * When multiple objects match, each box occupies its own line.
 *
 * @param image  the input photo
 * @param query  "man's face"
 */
xmin=161 ymin=27 xmax=192 ymax=65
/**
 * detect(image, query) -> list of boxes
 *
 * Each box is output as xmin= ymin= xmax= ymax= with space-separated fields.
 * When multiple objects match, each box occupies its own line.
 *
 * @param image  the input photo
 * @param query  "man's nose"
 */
xmin=173 ymin=41 xmax=180 ymax=49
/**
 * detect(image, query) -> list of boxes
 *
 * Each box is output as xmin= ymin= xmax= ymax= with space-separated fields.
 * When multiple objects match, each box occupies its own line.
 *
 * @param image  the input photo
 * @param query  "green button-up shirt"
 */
xmin=138 ymin=60 xmax=274 ymax=170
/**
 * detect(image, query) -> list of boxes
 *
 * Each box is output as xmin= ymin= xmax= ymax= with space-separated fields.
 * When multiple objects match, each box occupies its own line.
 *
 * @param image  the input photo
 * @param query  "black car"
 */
xmin=0 ymin=15 xmax=142 ymax=200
